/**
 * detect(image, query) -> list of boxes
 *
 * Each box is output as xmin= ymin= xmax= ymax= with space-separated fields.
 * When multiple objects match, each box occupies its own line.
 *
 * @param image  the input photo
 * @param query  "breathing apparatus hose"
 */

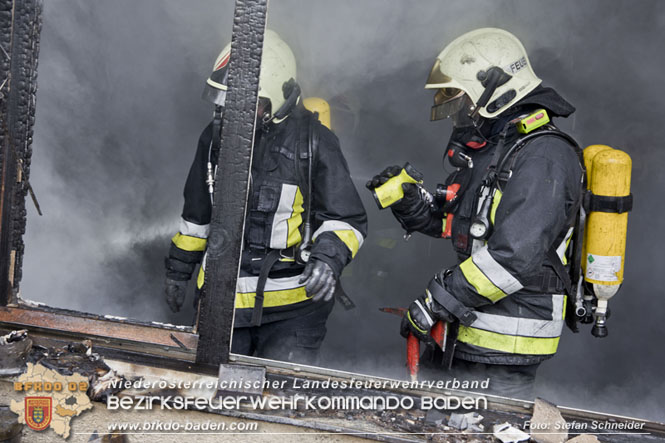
xmin=297 ymin=113 xmax=316 ymax=263
xmin=207 ymin=105 xmax=224 ymax=204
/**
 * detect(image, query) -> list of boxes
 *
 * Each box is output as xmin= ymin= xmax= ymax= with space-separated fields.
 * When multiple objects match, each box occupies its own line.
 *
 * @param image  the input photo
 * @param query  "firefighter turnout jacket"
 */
xmin=411 ymin=90 xmax=583 ymax=365
xmin=166 ymin=105 xmax=368 ymax=327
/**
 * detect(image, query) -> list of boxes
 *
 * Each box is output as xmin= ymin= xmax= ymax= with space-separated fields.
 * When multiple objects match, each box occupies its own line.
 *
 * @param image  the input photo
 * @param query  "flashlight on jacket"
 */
xmin=470 ymin=192 xmax=493 ymax=240
xmin=372 ymin=163 xmax=424 ymax=209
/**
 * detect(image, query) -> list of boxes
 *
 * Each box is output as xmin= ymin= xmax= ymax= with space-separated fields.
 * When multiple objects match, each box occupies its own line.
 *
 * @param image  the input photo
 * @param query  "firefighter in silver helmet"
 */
xmin=165 ymin=30 xmax=367 ymax=364
xmin=367 ymin=28 xmax=584 ymax=398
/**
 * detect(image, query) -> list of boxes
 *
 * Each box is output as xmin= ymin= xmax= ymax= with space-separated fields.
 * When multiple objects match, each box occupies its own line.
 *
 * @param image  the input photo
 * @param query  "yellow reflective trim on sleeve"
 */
xmin=458 ymin=326 xmax=560 ymax=355
xmin=334 ymin=230 xmax=360 ymax=258
xmin=172 ymin=233 xmax=207 ymax=252
xmin=490 ymin=190 xmax=503 ymax=224
xmin=459 ymin=257 xmax=507 ymax=302
xmin=235 ymin=286 xmax=310 ymax=309
xmin=286 ymin=187 xmax=304 ymax=248
xmin=197 ymin=266 xmax=205 ymax=289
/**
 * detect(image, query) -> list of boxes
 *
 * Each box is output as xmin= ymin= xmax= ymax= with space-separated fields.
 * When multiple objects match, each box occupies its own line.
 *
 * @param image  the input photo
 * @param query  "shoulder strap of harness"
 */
xmin=294 ymin=111 xmax=319 ymax=263
xmin=251 ymin=112 xmax=321 ymax=326
xmin=494 ymin=126 xmax=587 ymax=333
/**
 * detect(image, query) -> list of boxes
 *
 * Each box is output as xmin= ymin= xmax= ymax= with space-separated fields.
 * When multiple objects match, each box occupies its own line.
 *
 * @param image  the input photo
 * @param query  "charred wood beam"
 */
xmin=196 ymin=0 xmax=268 ymax=365
xmin=0 ymin=0 xmax=42 ymax=306
xmin=0 ymin=306 xmax=197 ymax=355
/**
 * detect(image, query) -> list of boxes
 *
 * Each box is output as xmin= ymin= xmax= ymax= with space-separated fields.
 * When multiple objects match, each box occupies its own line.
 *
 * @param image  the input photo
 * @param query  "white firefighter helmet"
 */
xmin=202 ymin=29 xmax=298 ymax=122
xmin=426 ymin=28 xmax=541 ymax=120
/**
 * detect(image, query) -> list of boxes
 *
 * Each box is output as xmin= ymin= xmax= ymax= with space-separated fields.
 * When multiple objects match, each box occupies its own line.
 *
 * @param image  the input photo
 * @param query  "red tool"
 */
xmin=379 ymin=307 xmax=447 ymax=381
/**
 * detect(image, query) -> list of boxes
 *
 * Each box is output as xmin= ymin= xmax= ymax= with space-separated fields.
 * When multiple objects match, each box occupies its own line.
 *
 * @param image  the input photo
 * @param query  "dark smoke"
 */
xmin=22 ymin=0 xmax=665 ymax=422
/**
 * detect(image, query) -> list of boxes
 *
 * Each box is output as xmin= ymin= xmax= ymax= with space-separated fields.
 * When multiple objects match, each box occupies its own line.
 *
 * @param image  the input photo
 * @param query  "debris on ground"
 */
xmin=0 ymin=330 xmax=32 ymax=376
xmin=88 ymin=430 xmax=129 ymax=442
xmin=448 ymin=411 xmax=484 ymax=431
xmin=424 ymin=408 xmax=447 ymax=425
xmin=493 ymin=422 xmax=530 ymax=442
xmin=567 ymin=435 xmax=600 ymax=443
xmin=529 ymin=397 xmax=568 ymax=443
xmin=0 ymin=405 xmax=23 ymax=442
xmin=27 ymin=340 xmax=125 ymax=401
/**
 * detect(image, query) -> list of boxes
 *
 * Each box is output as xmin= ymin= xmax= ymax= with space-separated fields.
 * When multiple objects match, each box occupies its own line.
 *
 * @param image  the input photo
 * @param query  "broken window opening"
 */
xmin=0 ymin=0 xmax=267 ymax=367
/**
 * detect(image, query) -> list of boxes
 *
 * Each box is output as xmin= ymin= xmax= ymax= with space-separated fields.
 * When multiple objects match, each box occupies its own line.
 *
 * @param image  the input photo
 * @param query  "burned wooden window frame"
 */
xmin=0 ymin=0 xmax=267 ymax=368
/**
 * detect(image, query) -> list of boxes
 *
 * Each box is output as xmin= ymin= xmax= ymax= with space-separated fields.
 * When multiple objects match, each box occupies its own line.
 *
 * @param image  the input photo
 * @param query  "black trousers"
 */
xmin=449 ymin=358 xmax=540 ymax=400
xmin=420 ymin=347 xmax=540 ymax=400
xmin=230 ymin=301 xmax=333 ymax=366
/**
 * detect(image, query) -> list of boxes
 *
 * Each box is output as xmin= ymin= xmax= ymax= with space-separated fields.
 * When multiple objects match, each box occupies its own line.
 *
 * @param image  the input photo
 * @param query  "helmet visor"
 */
xmin=202 ymin=63 xmax=230 ymax=106
xmin=430 ymin=88 xmax=465 ymax=121
xmin=202 ymin=82 xmax=227 ymax=106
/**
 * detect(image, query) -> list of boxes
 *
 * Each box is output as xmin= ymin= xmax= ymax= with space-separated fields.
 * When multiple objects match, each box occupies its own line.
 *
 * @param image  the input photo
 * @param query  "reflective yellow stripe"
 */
xmin=197 ymin=266 xmax=205 ymax=289
xmin=334 ymin=230 xmax=360 ymax=258
xmin=459 ymin=257 xmax=507 ymax=302
xmin=490 ymin=189 xmax=503 ymax=224
xmin=235 ymin=287 xmax=309 ymax=309
xmin=313 ymin=221 xmax=364 ymax=255
xmin=562 ymin=233 xmax=573 ymax=266
xmin=458 ymin=326 xmax=560 ymax=355
xmin=172 ymin=233 xmax=207 ymax=252
xmin=286 ymin=187 xmax=304 ymax=247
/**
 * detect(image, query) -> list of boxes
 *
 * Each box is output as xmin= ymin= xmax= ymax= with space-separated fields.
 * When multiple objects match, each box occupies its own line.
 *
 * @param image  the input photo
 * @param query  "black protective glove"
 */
xmin=165 ymin=278 xmax=188 ymax=313
xmin=299 ymin=259 xmax=336 ymax=302
xmin=400 ymin=295 xmax=437 ymax=343
xmin=366 ymin=166 xmax=423 ymax=211
xmin=366 ymin=166 xmax=434 ymax=233
xmin=400 ymin=280 xmax=456 ymax=343
xmin=365 ymin=165 xmax=403 ymax=190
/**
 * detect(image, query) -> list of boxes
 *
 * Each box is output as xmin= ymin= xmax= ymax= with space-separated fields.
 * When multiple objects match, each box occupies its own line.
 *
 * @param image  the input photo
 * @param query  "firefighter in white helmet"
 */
xmin=165 ymin=30 xmax=367 ymax=364
xmin=367 ymin=28 xmax=584 ymax=398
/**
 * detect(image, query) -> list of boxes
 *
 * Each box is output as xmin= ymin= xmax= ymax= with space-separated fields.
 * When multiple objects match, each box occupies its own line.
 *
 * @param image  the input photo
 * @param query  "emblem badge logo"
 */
xmin=25 ymin=397 xmax=52 ymax=431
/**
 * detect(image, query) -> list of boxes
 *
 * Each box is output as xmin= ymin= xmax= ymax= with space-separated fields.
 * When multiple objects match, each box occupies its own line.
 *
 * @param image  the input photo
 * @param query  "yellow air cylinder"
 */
xmin=581 ymin=145 xmax=614 ymax=276
xmin=303 ymin=97 xmax=331 ymax=130
xmin=584 ymin=147 xmax=631 ymax=337
xmin=584 ymin=148 xmax=631 ymax=289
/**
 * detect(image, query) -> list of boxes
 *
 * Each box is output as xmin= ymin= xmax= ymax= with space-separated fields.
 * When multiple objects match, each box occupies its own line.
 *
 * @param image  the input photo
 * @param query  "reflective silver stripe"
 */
xmin=555 ymin=227 xmax=574 ymax=263
xmin=313 ymin=220 xmax=365 ymax=249
xmin=472 ymin=247 xmax=523 ymax=295
xmin=471 ymin=239 xmax=485 ymax=255
xmin=236 ymin=275 xmax=304 ymax=294
xmin=179 ymin=218 xmax=209 ymax=239
xmin=469 ymin=294 xmax=565 ymax=338
xmin=270 ymin=184 xmax=299 ymax=249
